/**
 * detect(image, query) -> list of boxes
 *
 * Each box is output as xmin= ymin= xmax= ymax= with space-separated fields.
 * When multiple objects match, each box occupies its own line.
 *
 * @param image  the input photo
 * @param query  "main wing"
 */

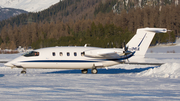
xmin=123 ymin=62 xmax=164 ymax=66
xmin=0 ymin=61 xmax=8 ymax=63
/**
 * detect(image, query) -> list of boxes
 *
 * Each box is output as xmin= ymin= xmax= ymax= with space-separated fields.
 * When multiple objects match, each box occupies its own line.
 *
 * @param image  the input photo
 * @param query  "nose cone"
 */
xmin=4 ymin=62 xmax=13 ymax=67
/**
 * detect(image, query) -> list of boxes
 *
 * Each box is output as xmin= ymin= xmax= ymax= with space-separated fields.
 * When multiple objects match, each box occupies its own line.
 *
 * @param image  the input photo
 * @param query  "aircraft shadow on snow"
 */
xmin=0 ymin=74 xmax=5 ymax=77
xmin=44 ymin=66 xmax=158 ymax=74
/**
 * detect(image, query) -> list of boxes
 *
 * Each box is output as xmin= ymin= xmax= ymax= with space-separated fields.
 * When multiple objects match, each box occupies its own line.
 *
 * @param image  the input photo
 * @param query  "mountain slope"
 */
xmin=113 ymin=0 xmax=179 ymax=13
xmin=0 ymin=0 xmax=60 ymax=12
xmin=0 ymin=8 xmax=28 ymax=21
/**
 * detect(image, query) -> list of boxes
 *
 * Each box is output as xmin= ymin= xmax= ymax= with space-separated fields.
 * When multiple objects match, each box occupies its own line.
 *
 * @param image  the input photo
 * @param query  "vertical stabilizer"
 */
xmin=126 ymin=28 xmax=167 ymax=59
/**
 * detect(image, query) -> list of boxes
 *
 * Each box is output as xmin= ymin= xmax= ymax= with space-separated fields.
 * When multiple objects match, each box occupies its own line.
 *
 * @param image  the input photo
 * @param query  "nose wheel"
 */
xmin=21 ymin=68 xmax=26 ymax=74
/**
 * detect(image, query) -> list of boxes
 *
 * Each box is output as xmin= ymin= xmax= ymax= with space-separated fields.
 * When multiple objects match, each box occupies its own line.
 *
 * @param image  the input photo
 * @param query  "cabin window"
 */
xmin=74 ymin=52 xmax=77 ymax=56
xmin=60 ymin=52 xmax=63 ymax=56
xmin=24 ymin=51 xmax=39 ymax=57
xmin=67 ymin=52 xmax=70 ymax=56
xmin=52 ymin=52 xmax=56 ymax=56
xmin=81 ymin=52 xmax=85 ymax=56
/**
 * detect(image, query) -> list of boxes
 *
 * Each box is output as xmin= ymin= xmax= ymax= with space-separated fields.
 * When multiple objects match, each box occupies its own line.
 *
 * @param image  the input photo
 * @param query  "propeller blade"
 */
xmin=123 ymin=40 xmax=128 ymax=53
xmin=123 ymin=41 xmax=126 ymax=51
xmin=126 ymin=58 xmax=129 ymax=63
xmin=125 ymin=46 xmax=128 ymax=51
xmin=168 ymin=30 xmax=173 ymax=32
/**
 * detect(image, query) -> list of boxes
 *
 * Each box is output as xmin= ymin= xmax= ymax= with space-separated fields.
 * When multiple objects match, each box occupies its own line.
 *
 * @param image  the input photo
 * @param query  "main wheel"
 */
xmin=81 ymin=69 xmax=88 ymax=74
xmin=91 ymin=68 xmax=98 ymax=74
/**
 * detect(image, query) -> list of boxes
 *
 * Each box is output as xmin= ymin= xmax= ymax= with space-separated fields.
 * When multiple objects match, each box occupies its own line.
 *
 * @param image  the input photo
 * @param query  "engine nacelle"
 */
xmin=84 ymin=49 xmax=121 ymax=58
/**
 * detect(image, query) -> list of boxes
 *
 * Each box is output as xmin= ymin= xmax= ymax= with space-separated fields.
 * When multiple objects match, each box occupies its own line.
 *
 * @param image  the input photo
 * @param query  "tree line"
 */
xmin=0 ymin=0 xmax=179 ymax=49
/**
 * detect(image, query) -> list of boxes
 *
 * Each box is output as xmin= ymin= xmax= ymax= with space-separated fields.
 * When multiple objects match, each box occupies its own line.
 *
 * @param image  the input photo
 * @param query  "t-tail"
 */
xmin=126 ymin=28 xmax=167 ymax=60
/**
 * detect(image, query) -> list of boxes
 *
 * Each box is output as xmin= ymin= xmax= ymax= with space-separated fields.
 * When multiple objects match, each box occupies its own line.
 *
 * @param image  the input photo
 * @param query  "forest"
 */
xmin=0 ymin=0 xmax=179 ymax=49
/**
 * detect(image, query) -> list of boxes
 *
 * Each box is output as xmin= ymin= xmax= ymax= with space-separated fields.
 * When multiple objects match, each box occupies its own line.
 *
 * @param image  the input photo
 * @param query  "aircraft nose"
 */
xmin=4 ymin=62 xmax=13 ymax=67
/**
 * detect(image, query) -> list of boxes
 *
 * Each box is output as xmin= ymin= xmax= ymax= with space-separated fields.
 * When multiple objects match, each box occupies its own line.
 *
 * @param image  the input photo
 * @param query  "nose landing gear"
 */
xmin=21 ymin=68 xmax=26 ymax=74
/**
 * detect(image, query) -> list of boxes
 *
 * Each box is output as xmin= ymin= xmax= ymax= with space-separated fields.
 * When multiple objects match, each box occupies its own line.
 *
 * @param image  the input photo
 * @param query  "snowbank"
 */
xmin=137 ymin=63 xmax=180 ymax=78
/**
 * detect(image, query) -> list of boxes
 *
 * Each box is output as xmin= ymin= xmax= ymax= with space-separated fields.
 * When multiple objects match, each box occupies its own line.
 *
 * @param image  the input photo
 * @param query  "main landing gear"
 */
xmin=81 ymin=69 xmax=88 ymax=74
xmin=81 ymin=64 xmax=98 ymax=74
xmin=81 ymin=68 xmax=98 ymax=74
xmin=91 ymin=64 xmax=98 ymax=74
xmin=91 ymin=68 xmax=98 ymax=74
xmin=21 ymin=68 xmax=26 ymax=74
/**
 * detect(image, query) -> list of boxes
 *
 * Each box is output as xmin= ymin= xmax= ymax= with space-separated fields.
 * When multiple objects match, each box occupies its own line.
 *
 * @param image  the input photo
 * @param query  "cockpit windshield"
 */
xmin=23 ymin=51 xmax=39 ymax=57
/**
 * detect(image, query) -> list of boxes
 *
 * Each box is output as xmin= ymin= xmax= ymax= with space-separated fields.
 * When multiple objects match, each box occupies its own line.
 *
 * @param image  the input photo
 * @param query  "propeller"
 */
xmin=122 ymin=40 xmax=132 ymax=63
xmin=167 ymin=29 xmax=174 ymax=32
xmin=123 ymin=41 xmax=127 ymax=53
xmin=123 ymin=40 xmax=130 ymax=55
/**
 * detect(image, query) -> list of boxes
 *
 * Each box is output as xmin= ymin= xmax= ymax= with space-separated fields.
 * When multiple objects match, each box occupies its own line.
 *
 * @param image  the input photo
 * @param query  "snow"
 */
xmin=0 ymin=53 xmax=22 ymax=62
xmin=0 ymin=0 xmax=61 ymax=12
xmin=0 ymin=44 xmax=180 ymax=100
xmin=137 ymin=63 xmax=180 ymax=78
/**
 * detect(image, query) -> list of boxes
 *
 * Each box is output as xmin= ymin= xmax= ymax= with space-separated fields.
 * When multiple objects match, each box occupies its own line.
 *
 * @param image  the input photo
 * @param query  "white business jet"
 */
xmin=4 ymin=28 xmax=167 ymax=74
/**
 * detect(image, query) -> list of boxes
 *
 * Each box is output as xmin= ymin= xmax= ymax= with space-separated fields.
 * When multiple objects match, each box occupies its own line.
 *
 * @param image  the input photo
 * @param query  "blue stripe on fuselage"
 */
xmin=22 ymin=60 xmax=98 ymax=63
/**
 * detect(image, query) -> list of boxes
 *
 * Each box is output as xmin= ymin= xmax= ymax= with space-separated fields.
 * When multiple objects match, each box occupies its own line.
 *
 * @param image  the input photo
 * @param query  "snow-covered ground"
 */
xmin=0 ymin=44 xmax=180 ymax=101
xmin=0 ymin=0 xmax=61 ymax=12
